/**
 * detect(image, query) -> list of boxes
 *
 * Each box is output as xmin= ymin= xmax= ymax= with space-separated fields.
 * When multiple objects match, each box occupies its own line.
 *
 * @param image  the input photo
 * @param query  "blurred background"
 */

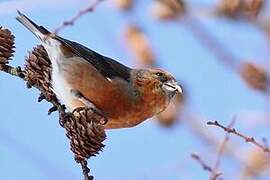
xmin=1 ymin=0 xmax=270 ymax=179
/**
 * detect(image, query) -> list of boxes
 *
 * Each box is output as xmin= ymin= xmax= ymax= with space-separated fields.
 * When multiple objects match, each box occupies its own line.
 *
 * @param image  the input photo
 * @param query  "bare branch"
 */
xmin=0 ymin=64 xmax=25 ymax=78
xmin=210 ymin=118 xmax=235 ymax=180
xmin=54 ymin=0 xmax=105 ymax=34
xmin=78 ymin=159 xmax=93 ymax=180
xmin=191 ymin=153 xmax=214 ymax=172
xmin=207 ymin=120 xmax=270 ymax=153
xmin=191 ymin=153 xmax=222 ymax=180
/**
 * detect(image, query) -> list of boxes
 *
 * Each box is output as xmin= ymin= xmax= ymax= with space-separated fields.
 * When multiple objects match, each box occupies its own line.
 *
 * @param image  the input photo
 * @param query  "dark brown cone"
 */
xmin=61 ymin=108 xmax=106 ymax=161
xmin=240 ymin=62 xmax=269 ymax=91
xmin=0 ymin=26 xmax=15 ymax=64
xmin=24 ymin=45 xmax=57 ymax=101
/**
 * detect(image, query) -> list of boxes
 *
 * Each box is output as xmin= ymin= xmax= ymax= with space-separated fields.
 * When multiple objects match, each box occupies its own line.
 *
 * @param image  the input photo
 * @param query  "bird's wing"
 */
xmin=55 ymin=36 xmax=132 ymax=82
xmin=16 ymin=10 xmax=131 ymax=82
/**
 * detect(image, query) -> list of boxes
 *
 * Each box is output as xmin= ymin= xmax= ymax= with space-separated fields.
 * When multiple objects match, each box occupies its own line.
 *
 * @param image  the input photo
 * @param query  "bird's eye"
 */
xmin=155 ymin=72 xmax=163 ymax=77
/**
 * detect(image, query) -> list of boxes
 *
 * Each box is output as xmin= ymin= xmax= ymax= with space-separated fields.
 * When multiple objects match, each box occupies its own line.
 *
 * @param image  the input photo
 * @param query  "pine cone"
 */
xmin=114 ymin=0 xmax=133 ymax=11
xmin=151 ymin=0 xmax=186 ymax=20
xmin=61 ymin=108 xmax=106 ymax=161
xmin=217 ymin=0 xmax=241 ymax=18
xmin=240 ymin=62 xmax=269 ymax=91
xmin=243 ymin=0 xmax=264 ymax=18
xmin=217 ymin=0 xmax=264 ymax=19
xmin=0 ymin=27 xmax=15 ymax=64
xmin=125 ymin=25 xmax=155 ymax=67
xmin=24 ymin=45 xmax=56 ymax=101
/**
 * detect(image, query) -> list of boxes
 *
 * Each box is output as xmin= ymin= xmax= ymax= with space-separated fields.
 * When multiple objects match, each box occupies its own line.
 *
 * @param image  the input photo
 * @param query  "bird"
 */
xmin=16 ymin=11 xmax=182 ymax=129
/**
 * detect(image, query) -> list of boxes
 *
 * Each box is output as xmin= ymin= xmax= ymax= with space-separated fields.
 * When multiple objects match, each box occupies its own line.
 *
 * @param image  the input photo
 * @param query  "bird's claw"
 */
xmin=59 ymin=112 xmax=74 ymax=127
xmin=72 ymin=107 xmax=108 ymax=125
xmin=89 ymin=107 xmax=108 ymax=125
xmin=72 ymin=107 xmax=85 ymax=114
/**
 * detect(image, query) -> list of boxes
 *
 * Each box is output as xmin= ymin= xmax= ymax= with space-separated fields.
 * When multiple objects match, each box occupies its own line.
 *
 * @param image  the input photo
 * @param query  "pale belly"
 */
xmin=51 ymin=66 xmax=85 ymax=111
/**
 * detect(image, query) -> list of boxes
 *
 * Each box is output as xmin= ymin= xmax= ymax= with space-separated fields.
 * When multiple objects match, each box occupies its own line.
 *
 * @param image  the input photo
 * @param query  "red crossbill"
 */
xmin=16 ymin=11 xmax=182 ymax=129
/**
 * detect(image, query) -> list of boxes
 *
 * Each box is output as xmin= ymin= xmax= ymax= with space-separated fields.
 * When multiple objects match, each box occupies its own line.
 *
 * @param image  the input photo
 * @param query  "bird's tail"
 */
xmin=16 ymin=10 xmax=51 ymax=41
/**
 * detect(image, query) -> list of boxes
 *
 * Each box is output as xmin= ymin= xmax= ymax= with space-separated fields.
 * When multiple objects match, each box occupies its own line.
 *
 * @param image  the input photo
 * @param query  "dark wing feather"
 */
xmin=55 ymin=36 xmax=132 ymax=82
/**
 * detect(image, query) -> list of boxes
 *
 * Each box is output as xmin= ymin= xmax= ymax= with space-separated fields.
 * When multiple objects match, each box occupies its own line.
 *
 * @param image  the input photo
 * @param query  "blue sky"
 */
xmin=0 ymin=0 xmax=269 ymax=179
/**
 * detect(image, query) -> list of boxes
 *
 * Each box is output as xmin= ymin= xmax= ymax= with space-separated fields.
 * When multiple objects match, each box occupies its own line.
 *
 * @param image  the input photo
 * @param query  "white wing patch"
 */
xmin=106 ymin=77 xmax=112 ymax=82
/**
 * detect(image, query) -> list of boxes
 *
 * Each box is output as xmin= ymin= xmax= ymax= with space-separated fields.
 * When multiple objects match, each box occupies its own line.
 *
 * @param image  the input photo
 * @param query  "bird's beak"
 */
xmin=163 ymin=80 xmax=183 ymax=94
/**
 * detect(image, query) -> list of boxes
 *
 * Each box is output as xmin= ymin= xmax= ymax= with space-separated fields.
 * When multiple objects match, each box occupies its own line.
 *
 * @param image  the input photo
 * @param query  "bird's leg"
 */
xmin=70 ymin=89 xmax=108 ymax=125
xmin=70 ymin=89 xmax=96 ymax=109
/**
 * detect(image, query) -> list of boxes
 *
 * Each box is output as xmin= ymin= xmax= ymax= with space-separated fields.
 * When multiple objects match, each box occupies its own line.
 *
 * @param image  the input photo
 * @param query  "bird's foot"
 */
xmin=89 ymin=107 xmax=108 ymax=125
xmin=72 ymin=106 xmax=85 ymax=114
xmin=59 ymin=111 xmax=74 ymax=127
xmin=72 ymin=106 xmax=108 ymax=125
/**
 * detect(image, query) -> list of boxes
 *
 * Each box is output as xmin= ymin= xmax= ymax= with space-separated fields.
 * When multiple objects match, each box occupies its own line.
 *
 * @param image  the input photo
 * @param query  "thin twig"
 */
xmin=0 ymin=64 xmax=25 ymax=78
xmin=210 ymin=118 xmax=235 ymax=180
xmin=54 ymin=0 xmax=105 ymax=34
xmin=191 ymin=153 xmax=214 ymax=172
xmin=79 ymin=160 xmax=93 ymax=180
xmin=207 ymin=120 xmax=270 ymax=153
xmin=262 ymin=137 xmax=269 ymax=150
xmin=191 ymin=153 xmax=222 ymax=179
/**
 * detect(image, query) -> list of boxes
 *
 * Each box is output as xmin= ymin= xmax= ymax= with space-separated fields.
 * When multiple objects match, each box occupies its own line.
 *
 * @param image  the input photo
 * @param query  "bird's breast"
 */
xmin=103 ymin=86 xmax=168 ymax=129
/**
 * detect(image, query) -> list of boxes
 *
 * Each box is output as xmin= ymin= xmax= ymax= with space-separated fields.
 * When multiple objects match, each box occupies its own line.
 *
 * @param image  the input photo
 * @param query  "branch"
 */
xmin=78 ymin=159 xmax=93 ymax=180
xmin=0 ymin=27 xmax=106 ymax=180
xmin=207 ymin=120 xmax=270 ymax=153
xmin=210 ymin=118 xmax=235 ymax=180
xmin=0 ymin=64 xmax=25 ymax=78
xmin=191 ymin=153 xmax=222 ymax=180
xmin=54 ymin=0 xmax=105 ymax=34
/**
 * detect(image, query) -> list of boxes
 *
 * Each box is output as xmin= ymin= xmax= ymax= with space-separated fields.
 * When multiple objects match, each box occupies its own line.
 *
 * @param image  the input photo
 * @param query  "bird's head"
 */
xmin=132 ymin=68 xmax=182 ymax=101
